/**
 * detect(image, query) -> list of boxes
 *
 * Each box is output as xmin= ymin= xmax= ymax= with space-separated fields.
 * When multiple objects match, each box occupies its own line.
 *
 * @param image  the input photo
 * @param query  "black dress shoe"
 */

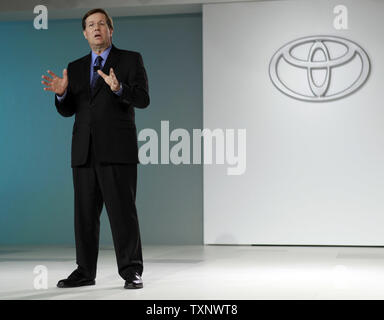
xmin=124 ymin=272 xmax=143 ymax=289
xmin=57 ymin=270 xmax=95 ymax=288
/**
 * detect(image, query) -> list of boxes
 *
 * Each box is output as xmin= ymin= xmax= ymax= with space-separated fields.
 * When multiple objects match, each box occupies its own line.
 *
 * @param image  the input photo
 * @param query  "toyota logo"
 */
xmin=269 ymin=36 xmax=370 ymax=102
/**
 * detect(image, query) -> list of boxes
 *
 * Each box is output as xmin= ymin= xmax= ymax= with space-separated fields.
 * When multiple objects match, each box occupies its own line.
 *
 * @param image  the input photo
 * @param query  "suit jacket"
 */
xmin=55 ymin=44 xmax=150 ymax=167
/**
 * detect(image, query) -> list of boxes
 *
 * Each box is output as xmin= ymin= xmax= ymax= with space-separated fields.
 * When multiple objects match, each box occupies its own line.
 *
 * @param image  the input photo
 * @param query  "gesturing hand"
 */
xmin=97 ymin=67 xmax=121 ymax=92
xmin=41 ymin=69 xmax=68 ymax=96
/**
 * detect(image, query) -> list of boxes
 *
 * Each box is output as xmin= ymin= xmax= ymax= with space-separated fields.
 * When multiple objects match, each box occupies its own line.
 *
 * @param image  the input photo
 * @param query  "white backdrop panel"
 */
xmin=203 ymin=0 xmax=384 ymax=245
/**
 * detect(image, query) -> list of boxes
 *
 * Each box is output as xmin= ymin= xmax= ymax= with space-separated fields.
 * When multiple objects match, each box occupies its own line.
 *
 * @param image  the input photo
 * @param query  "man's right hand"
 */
xmin=41 ymin=69 xmax=68 ymax=96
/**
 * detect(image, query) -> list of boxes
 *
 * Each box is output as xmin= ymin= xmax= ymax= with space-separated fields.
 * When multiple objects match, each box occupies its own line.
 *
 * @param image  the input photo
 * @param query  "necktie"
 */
xmin=91 ymin=56 xmax=103 ymax=94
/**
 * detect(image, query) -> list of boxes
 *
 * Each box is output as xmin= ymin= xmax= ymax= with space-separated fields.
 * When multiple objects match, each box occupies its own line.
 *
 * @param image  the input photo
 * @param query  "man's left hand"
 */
xmin=97 ymin=67 xmax=120 ymax=92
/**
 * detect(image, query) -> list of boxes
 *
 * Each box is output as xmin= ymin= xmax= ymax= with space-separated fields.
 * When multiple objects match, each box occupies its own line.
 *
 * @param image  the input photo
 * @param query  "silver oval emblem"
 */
xmin=269 ymin=36 xmax=370 ymax=102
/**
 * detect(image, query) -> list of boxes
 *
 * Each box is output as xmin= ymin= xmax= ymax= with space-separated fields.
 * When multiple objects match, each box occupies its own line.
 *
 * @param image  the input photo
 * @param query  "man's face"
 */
xmin=83 ymin=12 xmax=113 ymax=49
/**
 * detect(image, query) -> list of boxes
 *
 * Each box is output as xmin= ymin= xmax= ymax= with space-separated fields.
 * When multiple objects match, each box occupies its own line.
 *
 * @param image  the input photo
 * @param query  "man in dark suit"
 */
xmin=41 ymin=8 xmax=149 ymax=289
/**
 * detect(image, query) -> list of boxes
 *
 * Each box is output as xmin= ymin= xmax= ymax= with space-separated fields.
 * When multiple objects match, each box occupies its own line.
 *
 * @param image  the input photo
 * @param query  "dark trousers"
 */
xmin=72 ymin=134 xmax=143 ymax=280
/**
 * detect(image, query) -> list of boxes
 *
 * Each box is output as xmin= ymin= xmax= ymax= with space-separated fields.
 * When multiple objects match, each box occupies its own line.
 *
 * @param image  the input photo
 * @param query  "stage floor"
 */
xmin=1 ymin=244 xmax=384 ymax=299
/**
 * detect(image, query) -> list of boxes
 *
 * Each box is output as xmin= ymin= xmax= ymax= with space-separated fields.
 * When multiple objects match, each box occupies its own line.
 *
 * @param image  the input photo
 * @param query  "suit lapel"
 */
xmin=90 ymin=44 xmax=121 ymax=100
xmin=83 ymin=53 xmax=92 ymax=101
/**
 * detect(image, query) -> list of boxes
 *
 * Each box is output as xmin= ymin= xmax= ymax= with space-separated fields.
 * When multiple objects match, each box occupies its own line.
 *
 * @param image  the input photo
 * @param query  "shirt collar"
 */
xmin=91 ymin=45 xmax=112 ymax=65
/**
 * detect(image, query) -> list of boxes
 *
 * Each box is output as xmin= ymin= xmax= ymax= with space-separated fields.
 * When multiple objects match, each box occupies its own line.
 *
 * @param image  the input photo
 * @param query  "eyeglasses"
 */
xmin=86 ymin=21 xmax=107 ymax=30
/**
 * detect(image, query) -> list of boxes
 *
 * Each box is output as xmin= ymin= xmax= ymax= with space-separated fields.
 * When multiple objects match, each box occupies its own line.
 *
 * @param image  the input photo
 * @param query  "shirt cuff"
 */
xmin=56 ymin=89 xmax=67 ymax=101
xmin=113 ymin=82 xmax=123 ymax=96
